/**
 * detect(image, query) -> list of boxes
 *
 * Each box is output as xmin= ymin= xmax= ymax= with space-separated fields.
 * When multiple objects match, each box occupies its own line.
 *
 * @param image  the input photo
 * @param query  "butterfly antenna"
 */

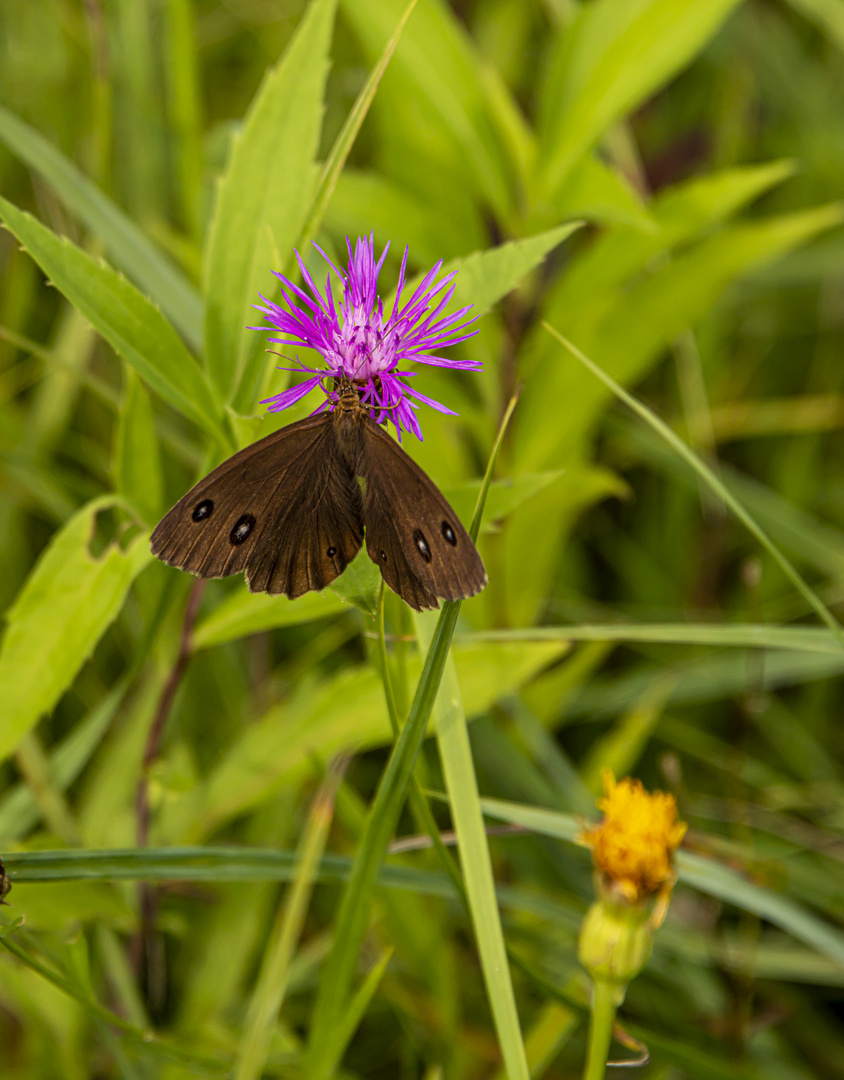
xmin=266 ymin=349 xmax=308 ymax=370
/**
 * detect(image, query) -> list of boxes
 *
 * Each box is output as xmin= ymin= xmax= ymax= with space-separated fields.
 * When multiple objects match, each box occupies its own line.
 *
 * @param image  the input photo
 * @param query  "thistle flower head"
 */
xmin=254 ymin=235 xmax=480 ymax=440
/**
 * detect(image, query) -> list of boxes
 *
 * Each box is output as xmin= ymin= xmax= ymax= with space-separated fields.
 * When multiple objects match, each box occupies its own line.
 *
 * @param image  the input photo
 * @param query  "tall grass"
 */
xmin=1 ymin=0 xmax=844 ymax=1076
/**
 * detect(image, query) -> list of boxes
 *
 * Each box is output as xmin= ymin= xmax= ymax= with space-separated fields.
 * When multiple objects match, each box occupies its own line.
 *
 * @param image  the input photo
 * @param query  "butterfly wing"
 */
xmin=151 ymin=414 xmax=364 ymax=597
xmin=357 ymin=416 xmax=487 ymax=611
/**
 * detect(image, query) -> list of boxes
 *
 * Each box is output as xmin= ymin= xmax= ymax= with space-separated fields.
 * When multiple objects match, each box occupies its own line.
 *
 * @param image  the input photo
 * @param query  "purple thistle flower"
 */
xmin=254 ymin=235 xmax=480 ymax=440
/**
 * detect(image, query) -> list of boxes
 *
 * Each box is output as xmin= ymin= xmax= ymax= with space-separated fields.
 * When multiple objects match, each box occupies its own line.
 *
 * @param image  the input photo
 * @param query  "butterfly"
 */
xmin=151 ymin=376 xmax=486 ymax=611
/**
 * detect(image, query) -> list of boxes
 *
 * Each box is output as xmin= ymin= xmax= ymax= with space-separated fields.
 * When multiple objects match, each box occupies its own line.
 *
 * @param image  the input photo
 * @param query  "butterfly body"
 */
xmin=151 ymin=378 xmax=486 ymax=610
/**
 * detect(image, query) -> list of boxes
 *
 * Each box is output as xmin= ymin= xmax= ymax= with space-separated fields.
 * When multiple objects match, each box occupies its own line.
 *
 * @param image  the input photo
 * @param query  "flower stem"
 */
xmin=583 ymin=980 xmax=618 ymax=1080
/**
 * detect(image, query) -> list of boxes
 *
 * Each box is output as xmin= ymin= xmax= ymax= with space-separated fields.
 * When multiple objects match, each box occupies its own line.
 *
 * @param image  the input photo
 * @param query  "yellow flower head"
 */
xmin=581 ymin=771 xmax=687 ymax=905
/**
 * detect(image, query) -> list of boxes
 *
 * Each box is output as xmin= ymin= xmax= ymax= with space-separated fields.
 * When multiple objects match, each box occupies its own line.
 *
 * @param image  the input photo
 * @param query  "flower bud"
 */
xmin=578 ymin=893 xmax=653 ymax=994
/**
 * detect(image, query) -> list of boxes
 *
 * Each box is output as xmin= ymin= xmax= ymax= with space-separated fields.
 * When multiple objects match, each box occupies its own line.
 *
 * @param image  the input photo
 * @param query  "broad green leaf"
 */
xmin=508 ymin=204 xmax=844 ymax=623
xmin=552 ymin=153 xmax=655 ymax=232
xmin=536 ymin=0 xmax=743 ymax=198
xmin=6 ymin=882 xmax=132 ymax=933
xmin=387 ymin=224 xmax=583 ymax=334
xmin=555 ymin=160 xmax=798 ymax=315
xmin=341 ymin=0 xmax=519 ymax=218
xmin=787 ymin=0 xmax=844 ymax=52
xmin=329 ymin=548 xmax=381 ymax=616
xmin=0 ymin=682 xmax=128 ymax=845
xmin=204 ymin=0 xmax=337 ymax=409
xmin=114 ymin=369 xmax=163 ymax=525
xmin=0 ymin=196 xmax=227 ymax=447
xmin=0 ymin=499 xmax=152 ymax=765
xmin=325 ymin=168 xmax=487 ymax=265
xmin=193 ymin=589 xmax=347 ymax=650
xmin=0 ymin=104 xmax=202 ymax=350
xmin=564 ymin=206 xmax=844 ymax=446
xmin=159 ymin=640 xmax=565 ymax=842
xmin=446 ymin=223 xmax=583 ymax=315
xmin=296 ymin=0 xmax=421 ymax=258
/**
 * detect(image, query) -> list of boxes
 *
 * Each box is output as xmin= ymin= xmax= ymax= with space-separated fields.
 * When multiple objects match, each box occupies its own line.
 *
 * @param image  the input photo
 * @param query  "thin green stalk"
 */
xmin=13 ymin=733 xmax=81 ymax=845
xmin=583 ymin=981 xmax=617 ymax=1080
xmin=422 ymin=618 xmax=530 ymax=1080
xmin=544 ymin=324 xmax=844 ymax=651
xmin=0 ymin=933 xmax=227 ymax=1074
xmin=417 ymin=387 xmax=529 ymax=1080
xmin=305 ymin=390 xmax=513 ymax=1079
xmin=377 ymin=584 xmax=469 ymax=906
xmin=234 ymin=760 xmax=345 ymax=1080
xmin=295 ymin=0 xmax=419 ymax=260
xmin=305 ymin=597 xmax=463 ymax=1079
xmin=319 ymin=946 xmax=394 ymax=1071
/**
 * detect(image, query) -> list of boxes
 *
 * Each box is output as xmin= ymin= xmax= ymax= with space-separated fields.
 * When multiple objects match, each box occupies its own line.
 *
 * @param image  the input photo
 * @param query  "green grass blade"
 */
xmin=322 ymin=947 xmax=394 ymax=1071
xmin=234 ymin=762 xmax=344 ymax=1080
xmin=340 ymin=0 xmax=516 ymax=217
xmin=0 ymin=196 xmax=227 ymax=447
xmin=0 ymin=931 xmax=230 ymax=1074
xmin=0 ymin=498 xmax=151 ymax=766
xmin=463 ymin=623 xmax=843 ymax=652
xmin=0 ymin=104 xmax=202 ymax=350
xmin=416 ymin=615 xmax=530 ymax=1080
xmin=163 ymin=0 xmax=204 ymax=243
xmin=475 ymin=796 xmax=844 ymax=967
xmin=544 ymin=325 xmax=844 ymax=650
xmin=304 ymin=393 xmax=514 ymax=1078
xmin=296 ymin=0 xmax=420 ymax=256
xmin=304 ymin=598 xmax=463 ymax=1078
xmin=416 ymin=388 xmax=528 ymax=1080
xmin=0 ymin=680 xmax=127 ymax=844
xmin=11 ymin=835 xmax=844 ymax=971
xmin=203 ymin=0 xmax=337 ymax=408
xmin=536 ymin=0 xmax=742 ymax=199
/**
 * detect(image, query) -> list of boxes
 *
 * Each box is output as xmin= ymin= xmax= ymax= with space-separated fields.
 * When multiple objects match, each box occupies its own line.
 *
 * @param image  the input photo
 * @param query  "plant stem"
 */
xmin=583 ymin=980 xmax=618 ymax=1080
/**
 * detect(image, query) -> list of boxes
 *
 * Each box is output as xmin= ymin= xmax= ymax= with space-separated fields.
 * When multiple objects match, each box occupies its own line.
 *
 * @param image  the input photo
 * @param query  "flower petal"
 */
xmin=261 ymin=375 xmax=322 ymax=412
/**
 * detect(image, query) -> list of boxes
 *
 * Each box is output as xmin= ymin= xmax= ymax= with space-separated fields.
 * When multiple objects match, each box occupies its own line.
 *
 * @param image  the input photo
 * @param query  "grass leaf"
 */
xmin=0 ymin=196 xmax=227 ymax=447
xmin=0 ymin=104 xmax=202 ymax=350
xmin=0 ymin=498 xmax=151 ymax=766
xmin=204 ymin=0 xmax=337 ymax=409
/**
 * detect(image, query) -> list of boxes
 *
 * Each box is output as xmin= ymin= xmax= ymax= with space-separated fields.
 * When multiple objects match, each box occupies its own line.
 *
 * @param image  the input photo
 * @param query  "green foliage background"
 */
xmin=1 ymin=0 xmax=844 ymax=1076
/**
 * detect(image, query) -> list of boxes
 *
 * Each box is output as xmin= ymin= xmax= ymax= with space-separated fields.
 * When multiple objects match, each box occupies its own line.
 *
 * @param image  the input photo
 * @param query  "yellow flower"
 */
xmin=580 ymin=771 xmax=687 ymax=906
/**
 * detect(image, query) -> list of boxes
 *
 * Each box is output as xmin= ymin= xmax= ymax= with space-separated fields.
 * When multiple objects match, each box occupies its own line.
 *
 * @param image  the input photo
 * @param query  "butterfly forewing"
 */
xmin=151 ymin=415 xmax=364 ymax=596
xmin=357 ymin=416 xmax=487 ymax=611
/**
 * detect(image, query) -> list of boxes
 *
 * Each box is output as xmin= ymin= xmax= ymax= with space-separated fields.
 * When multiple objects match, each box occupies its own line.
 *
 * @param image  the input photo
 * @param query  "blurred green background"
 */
xmin=2 ymin=0 xmax=844 ymax=1076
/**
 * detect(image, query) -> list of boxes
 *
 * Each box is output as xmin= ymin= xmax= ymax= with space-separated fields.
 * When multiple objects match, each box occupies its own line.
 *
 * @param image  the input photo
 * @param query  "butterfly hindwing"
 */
xmin=357 ymin=416 xmax=487 ymax=611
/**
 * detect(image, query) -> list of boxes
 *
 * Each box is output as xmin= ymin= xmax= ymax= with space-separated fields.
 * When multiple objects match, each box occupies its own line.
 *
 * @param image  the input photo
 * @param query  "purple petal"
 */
xmin=261 ymin=375 xmax=322 ymax=412
xmin=403 ymin=385 xmax=458 ymax=414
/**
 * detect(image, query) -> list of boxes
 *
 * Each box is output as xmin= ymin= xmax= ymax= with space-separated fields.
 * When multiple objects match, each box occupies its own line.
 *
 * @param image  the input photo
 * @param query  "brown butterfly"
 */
xmin=151 ymin=376 xmax=486 ymax=611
